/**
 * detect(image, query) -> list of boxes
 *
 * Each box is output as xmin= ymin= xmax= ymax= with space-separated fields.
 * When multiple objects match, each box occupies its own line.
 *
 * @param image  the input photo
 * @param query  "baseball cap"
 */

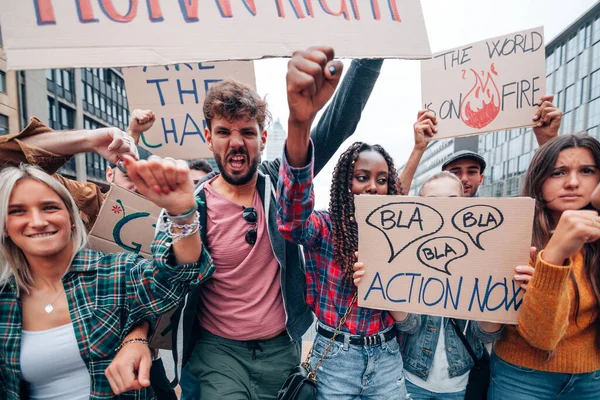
xmin=441 ymin=150 xmax=486 ymax=174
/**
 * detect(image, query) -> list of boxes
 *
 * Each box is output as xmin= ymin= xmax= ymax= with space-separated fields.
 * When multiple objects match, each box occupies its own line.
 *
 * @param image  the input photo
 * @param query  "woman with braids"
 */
xmin=277 ymin=57 xmax=432 ymax=398
xmin=488 ymin=134 xmax=600 ymax=399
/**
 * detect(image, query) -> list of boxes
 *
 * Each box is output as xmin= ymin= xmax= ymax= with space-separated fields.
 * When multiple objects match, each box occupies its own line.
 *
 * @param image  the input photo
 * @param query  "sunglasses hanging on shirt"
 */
xmin=242 ymin=206 xmax=258 ymax=246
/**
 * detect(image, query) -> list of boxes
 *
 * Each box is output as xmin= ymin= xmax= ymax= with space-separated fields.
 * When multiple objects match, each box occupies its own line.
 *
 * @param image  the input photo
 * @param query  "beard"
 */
xmin=214 ymin=148 xmax=261 ymax=186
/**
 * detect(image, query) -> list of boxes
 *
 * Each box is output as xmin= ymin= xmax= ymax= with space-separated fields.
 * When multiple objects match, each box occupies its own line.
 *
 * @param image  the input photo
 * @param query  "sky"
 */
xmin=253 ymin=0 xmax=599 ymax=209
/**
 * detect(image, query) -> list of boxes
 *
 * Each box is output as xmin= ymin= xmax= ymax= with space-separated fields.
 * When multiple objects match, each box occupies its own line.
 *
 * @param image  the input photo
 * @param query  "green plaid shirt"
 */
xmin=0 ymin=232 xmax=214 ymax=399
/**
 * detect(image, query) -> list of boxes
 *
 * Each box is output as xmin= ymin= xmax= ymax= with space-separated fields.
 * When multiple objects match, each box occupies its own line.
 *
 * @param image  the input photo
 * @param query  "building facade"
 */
xmin=0 ymin=22 xmax=130 ymax=188
xmin=265 ymin=118 xmax=286 ymax=162
xmin=405 ymin=2 xmax=600 ymax=197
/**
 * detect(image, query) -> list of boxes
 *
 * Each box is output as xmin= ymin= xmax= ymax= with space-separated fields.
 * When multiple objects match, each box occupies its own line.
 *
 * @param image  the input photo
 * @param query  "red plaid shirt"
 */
xmin=277 ymin=142 xmax=394 ymax=335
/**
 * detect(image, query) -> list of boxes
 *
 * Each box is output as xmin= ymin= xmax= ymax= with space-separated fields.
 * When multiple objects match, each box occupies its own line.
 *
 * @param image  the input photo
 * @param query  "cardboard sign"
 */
xmin=421 ymin=27 xmax=546 ymax=141
xmin=1 ymin=0 xmax=431 ymax=70
xmin=356 ymin=196 xmax=535 ymax=324
xmin=87 ymin=185 xmax=161 ymax=259
xmin=123 ymin=61 xmax=256 ymax=159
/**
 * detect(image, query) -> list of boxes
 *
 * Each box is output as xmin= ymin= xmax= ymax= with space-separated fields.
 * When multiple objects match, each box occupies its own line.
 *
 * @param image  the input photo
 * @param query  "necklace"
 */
xmin=43 ymin=288 xmax=64 ymax=313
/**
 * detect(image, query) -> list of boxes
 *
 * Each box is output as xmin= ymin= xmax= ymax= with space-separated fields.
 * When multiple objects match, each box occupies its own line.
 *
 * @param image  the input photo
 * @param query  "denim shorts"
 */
xmin=308 ymin=323 xmax=411 ymax=400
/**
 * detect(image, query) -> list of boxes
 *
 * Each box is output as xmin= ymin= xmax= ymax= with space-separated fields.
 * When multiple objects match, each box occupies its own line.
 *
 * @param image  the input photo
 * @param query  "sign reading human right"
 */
xmin=421 ymin=27 xmax=546 ymax=140
xmin=355 ymin=196 xmax=535 ymax=324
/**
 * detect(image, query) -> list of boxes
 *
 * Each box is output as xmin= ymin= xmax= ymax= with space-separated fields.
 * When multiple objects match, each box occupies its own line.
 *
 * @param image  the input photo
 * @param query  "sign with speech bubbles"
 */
xmin=421 ymin=27 xmax=546 ymax=141
xmin=1 ymin=0 xmax=431 ymax=70
xmin=356 ymin=196 xmax=535 ymax=324
xmin=123 ymin=61 xmax=256 ymax=159
xmin=87 ymin=185 xmax=161 ymax=259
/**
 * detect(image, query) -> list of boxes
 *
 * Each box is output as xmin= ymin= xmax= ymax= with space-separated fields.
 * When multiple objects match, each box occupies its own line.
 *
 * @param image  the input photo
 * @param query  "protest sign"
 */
xmin=1 ymin=0 xmax=431 ymax=70
xmin=87 ymin=185 xmax=161 ymax=259
xmin=123 ymin=61 xmax=256 ymax=159
xmin=356 ymin=196 xmax=535 ymax=324
xmin=421 ymin=27 xmax=546 ymax=140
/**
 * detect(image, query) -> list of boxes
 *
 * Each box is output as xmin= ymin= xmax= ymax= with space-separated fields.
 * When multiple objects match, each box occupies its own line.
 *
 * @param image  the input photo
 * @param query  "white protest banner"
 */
xmin=123 ymin=61 xmax=256 ymax=159
xmin=356 ymin=196 xmax=535 ymax=324
xmin=87 ymin=185 xmax=161 ymax=259
xmin=421 ymin=27 xmax=546 ymax=141
xmin=1 ymin=0 xmax=431 ymax=70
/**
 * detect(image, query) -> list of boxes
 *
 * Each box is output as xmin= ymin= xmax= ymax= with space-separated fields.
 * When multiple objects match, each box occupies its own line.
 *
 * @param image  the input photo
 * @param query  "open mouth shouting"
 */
xmin=228 ymin=152 xmax=248 ymax=173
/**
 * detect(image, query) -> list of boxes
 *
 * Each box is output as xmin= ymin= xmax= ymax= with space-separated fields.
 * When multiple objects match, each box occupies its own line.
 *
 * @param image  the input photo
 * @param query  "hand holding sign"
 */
xmin=287 ymin=46 xmax=344 ymax=128
xmin=413 ymin=110 xmax=438 ymax=150
xmin=532 ymin=94 xmax=562 ymax=146
xmin=122 ymin=155 xmax=196 ymax=215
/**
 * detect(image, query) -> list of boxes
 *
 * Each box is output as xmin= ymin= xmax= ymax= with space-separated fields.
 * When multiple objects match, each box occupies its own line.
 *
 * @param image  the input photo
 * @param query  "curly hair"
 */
xmin=203 ymin=79 xmax=271 ymax=131
xmin=329 ymin=142 xmax=402 ymax=281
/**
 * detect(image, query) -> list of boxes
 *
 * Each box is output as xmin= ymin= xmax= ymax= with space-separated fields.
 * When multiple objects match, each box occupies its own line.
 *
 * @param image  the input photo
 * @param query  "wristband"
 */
xmin=115 ymin=338 xmax=149 ymax=353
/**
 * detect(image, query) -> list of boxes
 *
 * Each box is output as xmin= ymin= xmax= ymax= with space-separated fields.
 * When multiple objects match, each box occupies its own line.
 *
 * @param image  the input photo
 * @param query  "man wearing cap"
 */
xmin=441 ymin=150 xmax=487 ymax=197
xmin=411 ymin=94 xmax=563 ymax=197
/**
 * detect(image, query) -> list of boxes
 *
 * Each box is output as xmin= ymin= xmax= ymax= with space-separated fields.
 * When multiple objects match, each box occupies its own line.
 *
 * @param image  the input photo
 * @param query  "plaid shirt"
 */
xmin=0 ymin=232 xmax=214 ymax=399
xmin=277 ymin=142 xmax=395 ymax=335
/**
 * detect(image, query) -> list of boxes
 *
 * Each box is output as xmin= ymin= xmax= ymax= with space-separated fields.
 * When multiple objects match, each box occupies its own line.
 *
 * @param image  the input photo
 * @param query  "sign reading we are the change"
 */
xmin=356 ymin=196 xmax=535 ymax=324
xmin=421 ymin=27 xmax=546 ymax=141
xmin=87 ymin=185 xmax=161 ymax=259
xmin=123 ymin=61 xmax=256 ymax=159
xmin=1 ymin=0 xmax=431 ymax=70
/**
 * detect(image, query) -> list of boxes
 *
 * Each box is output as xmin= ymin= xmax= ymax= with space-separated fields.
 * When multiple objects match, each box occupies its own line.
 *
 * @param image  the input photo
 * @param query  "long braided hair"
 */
xmin=329 ymin=142 xmax=402 ymax=281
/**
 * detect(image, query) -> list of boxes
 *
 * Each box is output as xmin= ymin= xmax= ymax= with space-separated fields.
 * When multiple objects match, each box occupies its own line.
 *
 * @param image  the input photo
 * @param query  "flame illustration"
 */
xmin=460 ymin=64 xmax=500 ymax=129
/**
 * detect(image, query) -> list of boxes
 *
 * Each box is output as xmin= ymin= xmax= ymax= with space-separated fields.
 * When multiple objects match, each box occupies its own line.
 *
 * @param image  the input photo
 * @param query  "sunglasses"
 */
xmin=242 ymin=206 xmax=258 ymax=246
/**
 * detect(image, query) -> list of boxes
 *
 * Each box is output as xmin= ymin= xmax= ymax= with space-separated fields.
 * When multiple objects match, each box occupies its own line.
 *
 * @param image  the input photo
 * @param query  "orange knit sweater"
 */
xmin=494 ymin=250 xmax=600 ymax=373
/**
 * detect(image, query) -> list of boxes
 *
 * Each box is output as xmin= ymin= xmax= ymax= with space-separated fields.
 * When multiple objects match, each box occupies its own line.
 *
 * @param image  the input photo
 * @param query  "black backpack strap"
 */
xmin=449 ymin=319 xmax=478 ymax=363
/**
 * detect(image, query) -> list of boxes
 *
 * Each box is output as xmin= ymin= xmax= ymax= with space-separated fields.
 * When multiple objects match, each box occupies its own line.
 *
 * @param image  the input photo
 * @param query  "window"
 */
xmin=0 ymin=71 xmax=5 ymax=93
xmin=566 ymin=60 xmax=576 ymax=85
xmin=591 ymin=70 xmax=600 ymax=101
xmin=566 ymin=34 xmax=577 ymax=61
xmin=578 ymin=26 xmax=587 ymax=54
xmin=0 ymin=114 xmax=8 ymax=135
xmin=546 ymin=51 xmax=555 ymax=73
xmin=561 ymin=111 xmax=573 ymax=134
xmin=594 ymin=42 xmax=600 ymax=71
xmin=574 ymin=107 xmax=586 ymax=132
xmin=588 ymin=98 xmax=600 ymax=128
xmin=594 ymin=16 xmax=600 ymax=44
xmin=564 ymin=84 xmax=575 ymax=112
xmin=47 ymin=98 xmax=74 ymax=130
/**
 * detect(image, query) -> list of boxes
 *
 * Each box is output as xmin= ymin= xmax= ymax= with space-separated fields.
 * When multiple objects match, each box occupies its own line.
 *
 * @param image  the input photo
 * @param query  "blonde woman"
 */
xmin=0 ymin=156 xmax=213 ymax=399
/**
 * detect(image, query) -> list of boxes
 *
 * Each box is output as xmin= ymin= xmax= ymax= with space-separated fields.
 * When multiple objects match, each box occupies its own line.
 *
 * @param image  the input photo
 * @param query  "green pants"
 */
xmin=187 ymin=330 xmax=300 ymax=400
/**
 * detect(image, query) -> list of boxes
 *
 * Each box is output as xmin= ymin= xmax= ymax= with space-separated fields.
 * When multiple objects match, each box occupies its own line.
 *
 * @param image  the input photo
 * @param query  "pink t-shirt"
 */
xmin=198 ymin=178 xmax=286 ymax=340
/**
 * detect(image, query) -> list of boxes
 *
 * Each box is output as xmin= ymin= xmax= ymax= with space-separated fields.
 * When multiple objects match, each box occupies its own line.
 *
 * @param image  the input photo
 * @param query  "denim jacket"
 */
xmin=399 ymin=316 xmax=503 ymax=379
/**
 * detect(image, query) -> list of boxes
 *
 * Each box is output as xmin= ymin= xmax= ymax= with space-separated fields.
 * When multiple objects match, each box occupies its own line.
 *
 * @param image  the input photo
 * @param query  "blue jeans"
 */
xmin=405 ymin=380 xmax=466 ymax=400
xmin=489 ymin=351 xmax=600 ymax=399
xmin=308 ymin=324 xmax=410 ymax=399
xmin=179 ymin=365 xmax=201 ymax=400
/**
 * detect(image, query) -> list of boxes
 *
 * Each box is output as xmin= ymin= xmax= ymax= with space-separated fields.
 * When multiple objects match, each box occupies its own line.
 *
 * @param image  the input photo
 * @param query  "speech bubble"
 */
xmin=451 ymin=205 xmax=504 ymax=250
xmin=366 ymin=202 xmax=444 ymax=262
xmin=416 ymin=236 xmax=469 ymax=275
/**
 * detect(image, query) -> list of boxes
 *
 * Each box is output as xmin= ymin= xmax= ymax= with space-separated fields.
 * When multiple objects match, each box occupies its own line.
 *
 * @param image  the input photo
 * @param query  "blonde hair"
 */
xmin=418 ymin=171 xmax=464 ymax=196
xmin=0 ymin=165 xmax=87 ymax=294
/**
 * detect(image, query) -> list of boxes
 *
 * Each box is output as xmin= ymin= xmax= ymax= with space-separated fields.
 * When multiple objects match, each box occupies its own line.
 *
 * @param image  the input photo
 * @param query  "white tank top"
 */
xmin=21 ymin=323 xmax=90 ymax=399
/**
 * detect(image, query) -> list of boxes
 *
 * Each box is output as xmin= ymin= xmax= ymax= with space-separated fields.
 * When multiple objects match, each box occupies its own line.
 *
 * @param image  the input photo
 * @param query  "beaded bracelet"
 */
xmin=165 ymin=203 xmax=198 ymax=223
xmin=115 ymin=338 xmax=149 ymax=353
xmin=158 ymin=211 xmax=201 ymax=243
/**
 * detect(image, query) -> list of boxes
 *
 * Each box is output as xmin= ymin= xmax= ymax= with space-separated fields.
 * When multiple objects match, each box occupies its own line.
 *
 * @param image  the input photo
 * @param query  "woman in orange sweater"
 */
xmin=490 ymin=134 xmax=600 ymax=399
